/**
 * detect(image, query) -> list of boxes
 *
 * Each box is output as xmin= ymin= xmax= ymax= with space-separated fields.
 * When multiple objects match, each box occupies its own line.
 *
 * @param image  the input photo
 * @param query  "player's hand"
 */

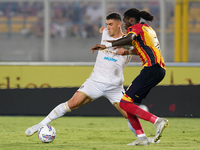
xmin=99 ymin=26 xmax=106 ymax=34
xmin=117 ymin=48 xmax=128 ymax=55
xmin=90 ymin=44 xmax=106 ymax=53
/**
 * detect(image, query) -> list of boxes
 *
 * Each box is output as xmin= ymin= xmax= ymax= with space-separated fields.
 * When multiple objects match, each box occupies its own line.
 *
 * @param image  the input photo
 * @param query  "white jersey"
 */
xmin=89 ymin=28 xmax=132 ymax=86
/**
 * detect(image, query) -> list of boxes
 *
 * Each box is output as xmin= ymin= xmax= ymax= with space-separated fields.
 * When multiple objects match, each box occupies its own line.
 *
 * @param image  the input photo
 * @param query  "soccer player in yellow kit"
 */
xmin=91 ymin=8 xmax=169 ymax=146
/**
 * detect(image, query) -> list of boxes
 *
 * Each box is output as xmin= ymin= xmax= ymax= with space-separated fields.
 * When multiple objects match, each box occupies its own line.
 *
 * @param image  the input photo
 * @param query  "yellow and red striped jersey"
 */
xmin=127 ymin=22 xmax=165 ymax=69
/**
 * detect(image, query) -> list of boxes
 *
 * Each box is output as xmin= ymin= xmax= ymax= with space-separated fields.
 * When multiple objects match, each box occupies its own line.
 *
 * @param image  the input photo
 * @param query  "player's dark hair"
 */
xmin=106 ymin=12 xmax=122 ymax=21
xmin=124 ymin=8 xmax=154 ymax=22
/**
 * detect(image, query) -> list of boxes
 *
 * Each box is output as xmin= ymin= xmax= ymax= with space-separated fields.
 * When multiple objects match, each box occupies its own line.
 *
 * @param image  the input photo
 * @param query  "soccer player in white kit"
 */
xmin=25 ymin=12 xmax=157 ymax=144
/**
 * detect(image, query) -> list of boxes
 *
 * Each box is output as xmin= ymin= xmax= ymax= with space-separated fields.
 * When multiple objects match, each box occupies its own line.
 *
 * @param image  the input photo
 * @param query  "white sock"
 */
xmin=127 ymin=119 xmax=137 ymax=137
xmin=39 ymin=102 xmax=71 ymax=126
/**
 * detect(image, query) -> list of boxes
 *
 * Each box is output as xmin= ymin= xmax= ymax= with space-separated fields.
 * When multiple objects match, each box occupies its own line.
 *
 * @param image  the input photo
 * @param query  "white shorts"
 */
xmin=77 ymin=78 xmax=125 ymax=104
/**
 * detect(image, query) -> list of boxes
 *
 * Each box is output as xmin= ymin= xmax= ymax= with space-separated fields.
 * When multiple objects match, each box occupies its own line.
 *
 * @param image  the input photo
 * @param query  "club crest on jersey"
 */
xmin=104 ymin=56 xmax=117 ymax=62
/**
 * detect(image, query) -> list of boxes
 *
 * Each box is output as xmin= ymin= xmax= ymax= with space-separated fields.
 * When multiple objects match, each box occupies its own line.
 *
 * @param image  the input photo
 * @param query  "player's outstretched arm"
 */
xmin=90 ymin=44 xmax=106 ymax=53
xmin=108 ymin=33 xmax=136 ymax=47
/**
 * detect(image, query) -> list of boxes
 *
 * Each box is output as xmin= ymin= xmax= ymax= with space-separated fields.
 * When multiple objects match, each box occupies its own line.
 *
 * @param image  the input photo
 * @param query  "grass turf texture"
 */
xmin=0 ymin=117 xmax=200 ymax=150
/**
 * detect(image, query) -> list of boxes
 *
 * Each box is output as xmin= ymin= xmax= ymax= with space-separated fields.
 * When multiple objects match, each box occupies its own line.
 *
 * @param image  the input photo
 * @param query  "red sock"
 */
xmin=120 ymin=101 xmax=157 ymax=124
xmin=127 ymin=112 xmax=144 ymax=135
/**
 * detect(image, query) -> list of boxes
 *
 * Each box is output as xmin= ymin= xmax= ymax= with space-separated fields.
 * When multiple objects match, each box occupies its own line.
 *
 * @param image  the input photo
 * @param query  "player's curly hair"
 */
xmin=124 ymin=8 xmax=154 ymax=22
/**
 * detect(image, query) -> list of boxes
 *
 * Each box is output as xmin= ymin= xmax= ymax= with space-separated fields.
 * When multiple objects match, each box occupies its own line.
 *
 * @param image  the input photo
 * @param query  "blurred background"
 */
xmin=0 ymin=0 xmax=199 ymax=62
xmin=0 ymin=0 xmax=200 ymax=116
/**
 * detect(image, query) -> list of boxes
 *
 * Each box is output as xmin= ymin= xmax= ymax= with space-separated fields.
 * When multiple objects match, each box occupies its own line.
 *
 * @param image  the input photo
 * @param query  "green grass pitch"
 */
xmin=0 ymin=116 xmax=200 ymax=150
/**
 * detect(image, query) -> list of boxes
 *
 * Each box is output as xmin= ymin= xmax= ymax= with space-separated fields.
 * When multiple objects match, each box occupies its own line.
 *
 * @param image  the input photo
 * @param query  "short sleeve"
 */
xmin=126 ymin=24 xmax=142 ymax=36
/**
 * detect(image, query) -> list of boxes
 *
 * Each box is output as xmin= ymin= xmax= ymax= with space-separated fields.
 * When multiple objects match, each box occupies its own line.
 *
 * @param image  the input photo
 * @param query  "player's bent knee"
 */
xmin=67 ymin=95 xmax=92 ymax=110
xmin=67 ymin=99 xmax=81 ymax=110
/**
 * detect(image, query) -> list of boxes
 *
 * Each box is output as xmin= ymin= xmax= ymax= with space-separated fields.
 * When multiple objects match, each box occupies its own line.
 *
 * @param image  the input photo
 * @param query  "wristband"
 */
xmin=105 ymin=42 xmax=112 ymax=48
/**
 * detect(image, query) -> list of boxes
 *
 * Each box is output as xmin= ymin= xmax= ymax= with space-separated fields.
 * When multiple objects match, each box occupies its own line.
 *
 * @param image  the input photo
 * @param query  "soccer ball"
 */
xmin=38 ymin=125 xmax=56 ymax=143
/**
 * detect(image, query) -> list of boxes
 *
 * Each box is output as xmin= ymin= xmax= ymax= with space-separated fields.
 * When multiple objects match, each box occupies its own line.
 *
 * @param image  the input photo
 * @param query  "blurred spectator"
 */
xmin=83 ymin=2 xmax=102 ymax=38
xmin=69 ymin=2 xmax=85 ymax=38
xmin=0 ymin=0 xmax=179 ymax=38
xmin=51 ymin=3 xmax=68 ymax=38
